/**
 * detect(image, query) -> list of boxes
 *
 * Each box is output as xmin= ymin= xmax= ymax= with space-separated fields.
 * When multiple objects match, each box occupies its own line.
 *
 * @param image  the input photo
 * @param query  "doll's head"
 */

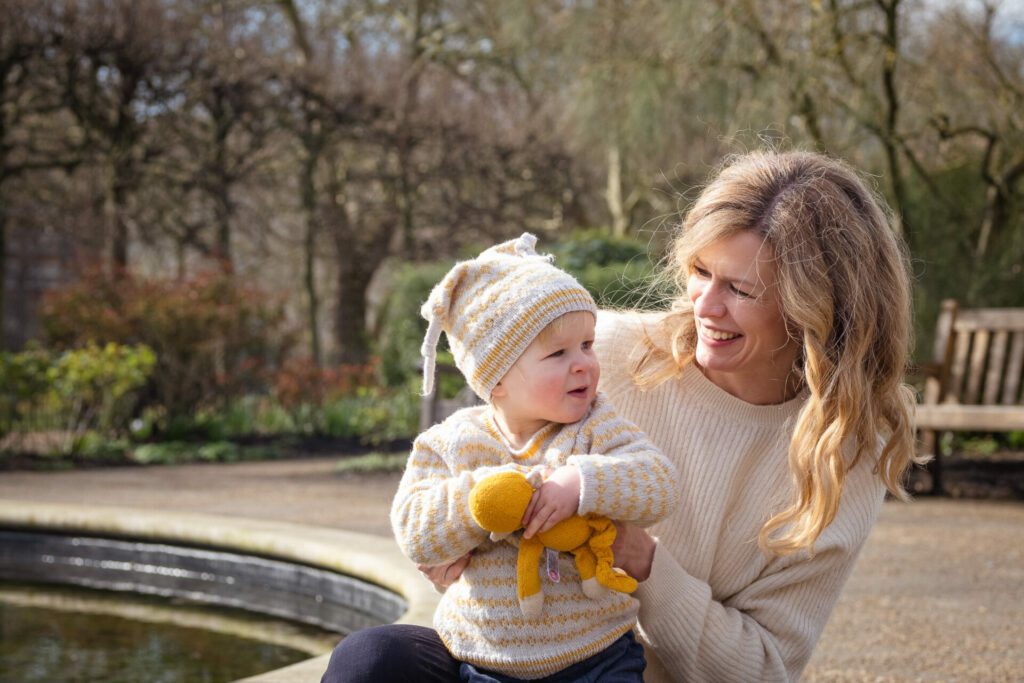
xmin=469 ymin=470 xmax=533 ymax=534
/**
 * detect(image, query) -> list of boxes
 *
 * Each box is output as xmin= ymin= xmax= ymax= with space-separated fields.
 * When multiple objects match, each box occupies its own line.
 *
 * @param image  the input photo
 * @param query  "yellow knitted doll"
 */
xmin=469 ymin=469 xmax=638 ymax=618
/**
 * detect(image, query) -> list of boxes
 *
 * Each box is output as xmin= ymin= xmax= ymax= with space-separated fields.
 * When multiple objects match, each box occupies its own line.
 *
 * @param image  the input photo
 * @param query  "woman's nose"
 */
xmin=693 ymin=287 xmax=725 ymax=318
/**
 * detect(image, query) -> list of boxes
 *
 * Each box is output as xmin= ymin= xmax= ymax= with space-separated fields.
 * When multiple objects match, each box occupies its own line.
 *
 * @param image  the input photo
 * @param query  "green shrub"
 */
xmin=552 ymin=230 xmax=672 ymax=310
xmin=252 ymin=400 xmax=298 ymax=434
xmin=131 ymin=440 xmax=276 ymax=465
xmin=548 ymin=229 xmax=649 ymax=270
xmin=132 ymin=441 xmax=195 ymax=465
xmin=47 ymin=343 xmax=157 ymax=436
xmin=1 ymin=343 xmax=155 ymax=454
xmin=73 ymin=431 xmax=130 ymax=460
xmin=321 ymin=382 xmax=419 ymax=445
xmin=0 ymin=346 xmax=52 ymax=439
xmin=210 ymin=396 xmax=260 ymax=437
xmin=334 ymin=451 xmax=408 ymax=476
xmin=376 ymin=261 xmax=454 ymax=388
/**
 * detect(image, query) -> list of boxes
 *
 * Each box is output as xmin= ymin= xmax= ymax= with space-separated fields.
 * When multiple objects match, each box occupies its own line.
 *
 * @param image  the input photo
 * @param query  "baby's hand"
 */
xmin=522 ymin=465 xmax=581 ymax=539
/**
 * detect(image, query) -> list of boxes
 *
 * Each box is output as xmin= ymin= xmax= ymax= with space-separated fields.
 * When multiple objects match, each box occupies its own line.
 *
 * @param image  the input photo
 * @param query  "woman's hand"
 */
xmin=417 ymin=552 xmax=472 ymax=592
xmin=611 ymin=522 xmax=657 ymax=582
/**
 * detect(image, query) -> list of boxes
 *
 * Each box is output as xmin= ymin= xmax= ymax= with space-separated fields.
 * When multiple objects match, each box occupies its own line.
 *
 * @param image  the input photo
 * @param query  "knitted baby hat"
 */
xmin=420 ymin=233 xmax=597 ymax=400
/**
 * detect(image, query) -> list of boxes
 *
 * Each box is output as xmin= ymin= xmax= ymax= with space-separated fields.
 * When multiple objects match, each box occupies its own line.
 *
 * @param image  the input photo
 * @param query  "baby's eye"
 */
xmin=546 ymin=349 xmax=565 ymax=358
xmin=581 ymin=340 xmax=593 ymax=351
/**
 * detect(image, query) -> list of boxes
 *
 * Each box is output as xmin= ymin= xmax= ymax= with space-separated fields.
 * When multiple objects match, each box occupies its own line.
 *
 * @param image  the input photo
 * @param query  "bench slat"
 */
xmin=923 ymin=300 xmax=958 ymax=406
xmin=947 ymin=330 xmax=972 ymax=403
xmin=1004 ymin=331 xmax=1024 ymax=405
xmin=984 ymin=331 xmax=1008 ymax=405
xmin=964 ymin=330 xmax=989 ymax=404
xmin=954 ymin=308 xmax=1024 ymax=330
xmin=915 ymin=405 xmax=1024 ymax=431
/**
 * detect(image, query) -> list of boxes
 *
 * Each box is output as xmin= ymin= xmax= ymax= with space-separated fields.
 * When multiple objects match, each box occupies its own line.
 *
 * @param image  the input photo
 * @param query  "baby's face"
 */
xmin=491 ymin=312 xmax=599 ymax=431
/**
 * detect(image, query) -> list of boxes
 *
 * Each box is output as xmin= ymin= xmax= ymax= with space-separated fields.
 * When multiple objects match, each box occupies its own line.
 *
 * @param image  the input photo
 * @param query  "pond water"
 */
xmin=0 ymin=583 xmax=341 ymax=683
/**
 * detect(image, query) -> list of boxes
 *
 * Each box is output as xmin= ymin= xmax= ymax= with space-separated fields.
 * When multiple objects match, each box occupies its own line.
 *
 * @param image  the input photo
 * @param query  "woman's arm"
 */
xmin=567 ymin=395 xmax=680 ymax=526
xmin=616 ymin=522 xmax=871 ymax=682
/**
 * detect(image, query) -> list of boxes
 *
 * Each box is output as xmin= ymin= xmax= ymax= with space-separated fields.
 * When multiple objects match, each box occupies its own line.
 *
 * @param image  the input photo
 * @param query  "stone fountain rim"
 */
xmin=0 ymin=499 xmax=437 ymax=683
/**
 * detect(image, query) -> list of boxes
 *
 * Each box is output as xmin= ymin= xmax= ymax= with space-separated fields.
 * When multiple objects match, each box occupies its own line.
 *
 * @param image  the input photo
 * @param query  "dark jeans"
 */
xmin=321 ymin=624 xmax=459 ymax=683
xmin=320 ymin=625 xmax=644 ymax=683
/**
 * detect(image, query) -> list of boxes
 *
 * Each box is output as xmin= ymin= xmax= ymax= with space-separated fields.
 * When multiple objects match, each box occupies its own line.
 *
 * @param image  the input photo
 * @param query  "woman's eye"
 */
xmin=730 ymin=285 xmax=753 ymax=298
xmin=693 ymin=266 xmax=710 ymax=278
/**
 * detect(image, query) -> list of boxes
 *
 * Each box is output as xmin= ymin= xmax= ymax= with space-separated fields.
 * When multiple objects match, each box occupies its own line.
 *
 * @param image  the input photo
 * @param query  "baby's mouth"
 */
xmin=568 ymin=386 xmax=589 ymax=397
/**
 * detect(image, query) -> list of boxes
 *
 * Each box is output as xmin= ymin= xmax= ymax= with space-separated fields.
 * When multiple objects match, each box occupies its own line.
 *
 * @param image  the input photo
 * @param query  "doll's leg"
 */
xmin=588 ymin=521 xmax=638 ymax=594
xmin=517 ymin=537 xmax=546 ymax=617
xmin=571 ymin=546 xmax=607 ymax=599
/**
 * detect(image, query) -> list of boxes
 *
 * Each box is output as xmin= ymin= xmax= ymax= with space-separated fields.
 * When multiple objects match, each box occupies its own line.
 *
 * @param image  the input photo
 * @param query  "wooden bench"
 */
xmin=917 ymin=299 xmax=1024 ymax=492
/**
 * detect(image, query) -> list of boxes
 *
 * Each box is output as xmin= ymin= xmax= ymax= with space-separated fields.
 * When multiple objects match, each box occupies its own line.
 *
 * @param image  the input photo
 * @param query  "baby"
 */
xmin=391 ymin=233 xmax=679 ymax=681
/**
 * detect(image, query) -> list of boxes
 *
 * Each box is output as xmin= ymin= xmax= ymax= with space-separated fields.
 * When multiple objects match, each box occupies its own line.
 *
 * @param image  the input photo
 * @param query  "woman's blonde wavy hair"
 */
xmin=633 ymin=150 xmax=924 ymax=556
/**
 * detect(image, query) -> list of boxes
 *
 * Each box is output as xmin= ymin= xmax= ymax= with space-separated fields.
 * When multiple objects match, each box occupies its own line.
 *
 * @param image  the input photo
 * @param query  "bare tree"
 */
xmin=143 ymin=1 xmax=282 ymax=275
xmin=0 ymin=1 xmax=83 ymax=347
xmin=926 ymin=2 xmax=1024 ymax=263
xmin=57 ymin=0 xmax=188 ymax=275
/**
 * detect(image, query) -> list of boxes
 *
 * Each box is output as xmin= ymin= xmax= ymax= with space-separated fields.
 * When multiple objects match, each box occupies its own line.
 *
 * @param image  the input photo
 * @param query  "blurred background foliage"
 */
xmin=1 ymin=0 xmax=1022 ymax=464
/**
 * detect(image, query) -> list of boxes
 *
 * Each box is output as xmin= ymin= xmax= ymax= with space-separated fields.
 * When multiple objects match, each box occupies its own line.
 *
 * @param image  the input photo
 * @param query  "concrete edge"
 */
xmin=0 ymin=499 xmax=438 ymax=683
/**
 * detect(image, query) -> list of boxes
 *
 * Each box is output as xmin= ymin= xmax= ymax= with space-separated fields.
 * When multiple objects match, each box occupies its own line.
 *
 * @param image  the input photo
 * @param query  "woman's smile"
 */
xmin=698 ymin=323 xmax=741 ymax=343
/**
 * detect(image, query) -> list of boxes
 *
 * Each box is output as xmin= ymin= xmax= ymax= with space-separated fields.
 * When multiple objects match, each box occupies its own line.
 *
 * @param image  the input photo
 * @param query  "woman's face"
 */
xmin=686 ymin=231 xmax=801 ymax=404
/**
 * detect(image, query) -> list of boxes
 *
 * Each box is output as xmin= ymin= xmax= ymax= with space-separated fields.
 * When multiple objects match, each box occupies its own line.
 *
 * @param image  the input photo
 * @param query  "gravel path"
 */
xmin=1 ymin=458 xmax=1021 ymax=682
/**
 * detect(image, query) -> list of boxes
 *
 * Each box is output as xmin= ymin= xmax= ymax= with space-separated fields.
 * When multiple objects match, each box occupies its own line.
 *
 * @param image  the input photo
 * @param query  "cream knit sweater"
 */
xmin=595 ymin=311 xmax=887 ymax=683
xmin=391 ymin=393 xmax=679 ymax=678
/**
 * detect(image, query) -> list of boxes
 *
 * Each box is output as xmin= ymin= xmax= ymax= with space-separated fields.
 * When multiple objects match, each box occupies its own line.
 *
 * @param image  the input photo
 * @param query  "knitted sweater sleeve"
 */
xmin=637 ymin=469 xmax=883 ymax=682
xmin=567 ymin=396 xmax=680 ymax=526
xmin=390 ymin=418 xmax=534 ymax=566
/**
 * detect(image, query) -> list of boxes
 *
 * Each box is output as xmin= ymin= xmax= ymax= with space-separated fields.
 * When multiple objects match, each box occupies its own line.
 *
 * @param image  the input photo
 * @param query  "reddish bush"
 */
xmin=273 ymin=357 xmax=378 ymax=409
xmin=41 ymin=270 xmax=296 ymax=420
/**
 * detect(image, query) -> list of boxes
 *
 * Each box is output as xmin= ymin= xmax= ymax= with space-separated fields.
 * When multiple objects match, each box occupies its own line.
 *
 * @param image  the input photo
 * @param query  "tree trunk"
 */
xmin=879 ymin=0 xmax=910 ymax=240
xmin=393 ymin=0 xmax=427 ymax=259
xmin=328 ymin=185 xmax=391 ymax=365
xmin=334 ymin=257 xmax=374 ymax=365
xmin=975 ymin=184 xmax=1000 ymax=260
xmin=606 ymin=143 xmax=627 ymax=237
xmin=301 ymin=151 xmax=322 ymax=366
xmin=332 ymin=228 xmax=391 ymax=365
xmin=0 ymin=205 xmax=6 ymax=351
xmin=397 ymin=147 xmax=416 ymax=259
xmin=212 ymin=115 xmax=234 ymax=274
xmin=109 ymin=163 xmax=130 ymax=277
xmin=175 ymin=237 xmax=187 ymax=282
xmin=214 ymin=188 xmax=233 ymax=274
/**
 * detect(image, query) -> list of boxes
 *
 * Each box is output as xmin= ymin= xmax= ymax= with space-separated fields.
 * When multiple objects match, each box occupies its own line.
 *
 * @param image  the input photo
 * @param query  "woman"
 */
xmin=322 ymin=150 xmax=922 ymax=682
